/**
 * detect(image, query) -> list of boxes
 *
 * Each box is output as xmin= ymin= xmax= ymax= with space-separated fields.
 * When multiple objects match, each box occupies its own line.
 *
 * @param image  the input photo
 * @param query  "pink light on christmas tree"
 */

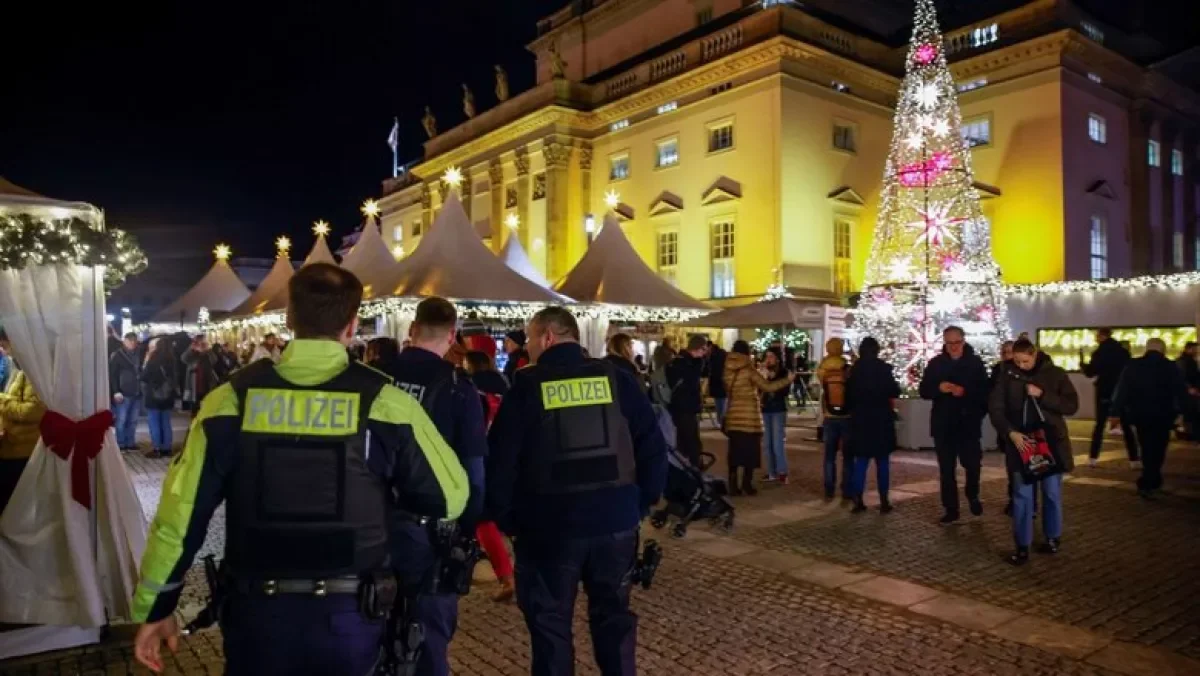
xmin=914 ymin=43 xmax=938 ymax=65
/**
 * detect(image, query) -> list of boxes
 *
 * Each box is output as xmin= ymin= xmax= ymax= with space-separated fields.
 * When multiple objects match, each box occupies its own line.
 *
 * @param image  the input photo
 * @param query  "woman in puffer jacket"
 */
xmin=0 ymin=369 xmax=46 ymax=514
xmin=723 ymin=341 xmax=794 ymax=495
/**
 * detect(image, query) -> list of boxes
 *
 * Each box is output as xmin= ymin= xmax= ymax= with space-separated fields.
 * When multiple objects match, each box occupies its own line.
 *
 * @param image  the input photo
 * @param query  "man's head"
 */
xmin=1146 ymin=337 xmax=1167 ymax=355
xmin=825 ymin=337 xmax=844 ymax=357
xmin=192 ymin=335 xmax=209 ymax=351
xmin=1096 ymin=327 xmax=1113 ymax=343
xmin=285 ymin=263 xmax=363 ymax=344
xmin=263 ymin=333 xmax=278 ymax=349
xmin=943 ymin=326 xmax=966 ymax=360
xmin=1184 ymin=341 xmax=1197 ymax=357
xmin=408 ymin=297 xmax=458 ymax=357
xmin=123 ymin=332 xmax=138 ymax=351
xmin=504 ymin=330 xmax=526 ymax=354
xmin=607 ymin=332 xmax=634 ymax=362
xmin=686 ymin=334 xmax=708 ymax=358
xmin=1000 ymin=340 xmax=1015 ymax=362
xmin=526 ymin=306 xmax=579 ymax=363
xmin=1012 ymin=338 xmax=1038 ymax=371
xmin=764 ymin=347 xmax=781 ymax=368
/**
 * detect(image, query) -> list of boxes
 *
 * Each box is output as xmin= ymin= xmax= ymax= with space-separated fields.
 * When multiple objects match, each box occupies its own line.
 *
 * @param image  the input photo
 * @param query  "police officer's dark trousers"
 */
xmin=222 ymin=593 xmax=383 ymax=676
xmin=392 ymin=520 xmax=458 ymax=676
xmin=515 ymin=530 xmax=638 ymax=676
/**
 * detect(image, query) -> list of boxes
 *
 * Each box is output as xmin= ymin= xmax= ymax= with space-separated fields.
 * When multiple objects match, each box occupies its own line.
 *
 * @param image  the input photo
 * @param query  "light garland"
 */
xmin=1010 ymin=271 xmax=1200 ymax=296
xmin=0 ymin=213 xmax=147 ymax=290
xmin=751 ymin=328 xmax=810 ymax=354
xmin=759 ymin=283 xmax=793 ymax=301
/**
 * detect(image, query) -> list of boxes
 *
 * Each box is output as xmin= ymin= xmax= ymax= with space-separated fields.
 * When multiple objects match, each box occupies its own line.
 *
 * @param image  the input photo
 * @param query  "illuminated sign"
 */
xmin=1037 ymin=326 xmax=1196 ymax=372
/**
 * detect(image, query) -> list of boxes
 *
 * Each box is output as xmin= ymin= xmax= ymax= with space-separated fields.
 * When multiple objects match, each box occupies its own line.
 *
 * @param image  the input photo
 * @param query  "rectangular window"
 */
xmin=412 ymin=220 xmax=423 ymax=237
xmin=657 ymin=231 xmax=678 ymax=286
xmin=708 ymin=122 xmax=734 ymax=153
xmin=1172 ymin=149 xmax=1184 ymax=176
xmin=961 ymin=115 xmax=991 ymax=148
xmin=832 ymin=123 xmax=856 ymax=152
xmin=833 ymin=219 xmax=852 ymax=296
xmin=970 ymin=23 xmax=999 ymax=48
xmin=1175 ymin=232 xmax=1185 ymax=269
xmin=710 ymin=221 xmax=736 ymax=298
xmin=1088 ymin=114 xmax=1107 ymax=144
xmin=695 ymin=7 xmax=713 ymax=25
xmin=392 ymin=225 xmax=403 ymax=242
xmin=609 ymin=153 xmax=630 ymax=181
xmin=1149 ymin=140 xmax=1161 ymax=167
xmin=656 ymin=137 xmax=679 ymax=168
xmin=1089 ymin=215 xmax=1107 ymax=279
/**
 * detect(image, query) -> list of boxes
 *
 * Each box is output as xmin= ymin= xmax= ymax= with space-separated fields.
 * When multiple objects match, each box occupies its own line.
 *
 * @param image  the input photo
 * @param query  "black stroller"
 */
xmin=650 ymin=449 xmax=736 ymax=538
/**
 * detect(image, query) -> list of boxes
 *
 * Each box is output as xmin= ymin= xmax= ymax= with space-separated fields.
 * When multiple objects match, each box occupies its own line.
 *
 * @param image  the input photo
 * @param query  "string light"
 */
xmin=0 ymin=213 xmax=146 ymax=291
xmin=1011 ymin=271 xmax=1200 ymax=296
xmin=313 ymin=220 xmax=331 ymax=236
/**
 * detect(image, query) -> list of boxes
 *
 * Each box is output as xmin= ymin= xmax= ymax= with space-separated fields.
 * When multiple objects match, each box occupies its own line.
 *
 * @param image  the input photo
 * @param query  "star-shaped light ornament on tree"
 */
xmin=916 ymin=83 xmax=941 ymax=110
xmin=929 ymin=286 xmax=964 ymax=315
xmin=905 ymin=320 xmax=944 ymax=372
xmin=931 ymin=119 xmax=951 ymax=138
xmin=888 ymin=258 xmax=914 ymax=282
xmin=905 ymin=133 xmax=925 ymax=151
xmin=908 ymin=201 xmax=965 ymax=247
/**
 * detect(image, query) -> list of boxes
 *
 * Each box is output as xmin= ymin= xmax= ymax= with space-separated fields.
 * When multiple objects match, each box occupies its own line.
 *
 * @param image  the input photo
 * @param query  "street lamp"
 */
xmin=584 ymin=213 xmax=596 ymax=244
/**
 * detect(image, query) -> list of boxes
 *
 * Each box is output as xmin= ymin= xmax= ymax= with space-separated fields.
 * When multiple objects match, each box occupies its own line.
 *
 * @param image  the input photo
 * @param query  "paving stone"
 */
xmin=990 ymin=615 xmax=1112 ymax=660
xmin=1069 ymin=477 xmax=1127 ymax=488
xmin=786 ymin=561 xmax=876 ymax=589
xmin=685 ymin=538 xmax=759 ymax=559
xmin=731 ymin=548 xmax=817 ymax=573
xmin=842 ymin=576 xmax=942 ymax=607
xmin=1085 ymin=641 xmax=1200 ymax=676
xmin=910 ymin=594 xmax=1022 ymax=631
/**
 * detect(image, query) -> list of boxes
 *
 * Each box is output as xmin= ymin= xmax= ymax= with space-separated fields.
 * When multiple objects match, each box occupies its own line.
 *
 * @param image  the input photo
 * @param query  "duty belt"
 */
xmin=232 ymin=576 xmax=362 ymax=597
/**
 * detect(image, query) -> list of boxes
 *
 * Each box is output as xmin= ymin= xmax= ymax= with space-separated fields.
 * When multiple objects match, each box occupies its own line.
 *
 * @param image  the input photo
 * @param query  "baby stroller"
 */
xmin=650 ymin=449 xmax=736 ymax=538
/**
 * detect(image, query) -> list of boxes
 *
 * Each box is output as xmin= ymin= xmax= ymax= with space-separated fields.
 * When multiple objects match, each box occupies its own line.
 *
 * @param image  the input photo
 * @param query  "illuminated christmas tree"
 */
xmin=855 ymin=0 xmax=1009 ymax=390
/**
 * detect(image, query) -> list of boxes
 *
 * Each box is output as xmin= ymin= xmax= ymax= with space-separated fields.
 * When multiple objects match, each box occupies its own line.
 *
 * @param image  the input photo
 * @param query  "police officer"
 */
xmin=376 ymin=296 xmax=488 ymax=676
xmin=487 ymin=306 xmax=667 ymax=676
xmin=131 ymin=263 xmax=468 ymax=675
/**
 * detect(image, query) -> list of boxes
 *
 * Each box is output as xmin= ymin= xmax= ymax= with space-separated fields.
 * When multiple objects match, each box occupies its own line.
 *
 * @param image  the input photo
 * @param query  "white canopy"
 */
xmin=258 ymin=231 xmax=339 ymax=313
xmin=500 ymin=235 xmax=553 ymax=288
xmin=678 ymin=294 xmax=838 ymax=328
xmin=554 ymin=214 xmax=711 ymax=310
xmin=153 ymin=257 xmax=250 ymax=324
xmin=0 ymin=179 xmax=146 ymax=658
xmin=340 ymin=217 xmax=399 ymax=299
xmin=228 ymin=253 xmax=293 ymax=317
xmin=383 ymin=193 xmax=568 ymax=304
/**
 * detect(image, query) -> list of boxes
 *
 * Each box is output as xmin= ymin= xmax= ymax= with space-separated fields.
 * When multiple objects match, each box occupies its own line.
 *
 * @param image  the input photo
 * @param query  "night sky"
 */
xmin=1 ymin=0 xmax=1196 ymax=264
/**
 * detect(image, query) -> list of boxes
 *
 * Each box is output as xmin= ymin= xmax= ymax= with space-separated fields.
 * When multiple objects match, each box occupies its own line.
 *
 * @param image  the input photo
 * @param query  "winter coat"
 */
xmin=109 ymin=348 xmax=142 ymax=398
xmin=989 ymin=352 xmax=1079 ymax=475
xmin=502 ymin=348 xmax=529 ymax=382
xmin=918 ymin=343 xmax=990 ymax=442
xmin=1177 ymin=354 xmax=1200 ymax=391
xmin=603 ymin=354 xmax=641 ymax=383
xmin=816 ymin=338 xmax=849 ymax=419
xmin=666 ymin=353 xmax=704 ymax=417
xmin=1111 ymin=350 xmax=1189 ymax=428
xmin=181 ymin=349 xmax=218 ymax=406
xmin=760 ymin=364 xmax=791 ymax=414
xmin=706 ymin=346 xmax=728 ymax=399
xmin=0 ymin=371 xmax=46 ymax=460
xmin=723 ymin=352 xmax=790 ymax=434
xmin=1083 ymin=338 xmax=1131 ymax=400
xmin=846 ymin=356 xmax=901 ymax=459
xmin=140 ymin=357 xmax=178 ymax=410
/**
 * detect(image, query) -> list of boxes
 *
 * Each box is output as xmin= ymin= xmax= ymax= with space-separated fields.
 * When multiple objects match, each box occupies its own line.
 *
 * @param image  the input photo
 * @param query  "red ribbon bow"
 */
xmin=40 ymin=410 xmax=114 ymax=509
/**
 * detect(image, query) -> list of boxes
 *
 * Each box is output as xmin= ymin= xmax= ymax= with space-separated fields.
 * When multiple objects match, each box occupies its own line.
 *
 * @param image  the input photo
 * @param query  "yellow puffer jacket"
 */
xmin=0 ymin=371 xmax=46 ymax=460
xmin=723 ymin=352 xmax=791 ymax=434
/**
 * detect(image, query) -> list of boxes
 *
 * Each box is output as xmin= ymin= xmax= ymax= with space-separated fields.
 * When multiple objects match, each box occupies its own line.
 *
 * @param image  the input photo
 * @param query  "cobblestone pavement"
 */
xmin=3 ymin=413 xmax=1199 ymax=675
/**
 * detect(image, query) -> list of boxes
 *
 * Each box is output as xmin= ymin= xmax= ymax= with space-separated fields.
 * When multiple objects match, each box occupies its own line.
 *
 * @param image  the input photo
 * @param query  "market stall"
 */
xmin=150 ymin=244 xmax=249 ymax=332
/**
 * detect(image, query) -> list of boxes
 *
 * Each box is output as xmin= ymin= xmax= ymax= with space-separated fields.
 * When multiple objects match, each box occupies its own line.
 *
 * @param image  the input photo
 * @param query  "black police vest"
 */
xmin=522 ymin=359 xmax=637 ymax=496
xmin=226 ymin=358 xmax=392 ymax=580
xmin=385 ymin=357 xmax=461 ymax=443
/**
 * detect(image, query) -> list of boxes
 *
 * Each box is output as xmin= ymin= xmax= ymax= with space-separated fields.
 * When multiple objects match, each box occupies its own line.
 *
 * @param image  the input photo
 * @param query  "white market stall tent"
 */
xmin=227 ymin=242 xmax=295 ymax=317
xmin=256 ymin=225 xmax=339 ymax=314
xmin=152 ymin=247 xmax=250 ymax=328
xmin=500 ymin=235 xmax=553 ymax=289
xmin=339 ymin=213 xmax=399 ymax=300
xmin=0 ymin=179 xmax=148 ymax=658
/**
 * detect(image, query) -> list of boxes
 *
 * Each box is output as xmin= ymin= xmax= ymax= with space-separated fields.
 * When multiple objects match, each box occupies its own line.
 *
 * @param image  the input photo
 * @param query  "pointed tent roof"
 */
xmin=340 ymin=217 xmax=399 ymax=299
xmin=554 ymin=214 xmax=711 ymax=310
xmin=153 ymin=253 xmax=251 ymax=323
xmin=677 ymin=293 xmax=838 ymax=328
xmin=258 ymin=227 xmax=339 ymax=313
xmin=0 ymin=176 xmax=101 ymax=222
xmin=384 ymin=193 xmax=567 ymax=303
xmin=500 ymin=235 xmax=552 ymax=288
xmin=229 ymin=252 xmax=294 ymax=317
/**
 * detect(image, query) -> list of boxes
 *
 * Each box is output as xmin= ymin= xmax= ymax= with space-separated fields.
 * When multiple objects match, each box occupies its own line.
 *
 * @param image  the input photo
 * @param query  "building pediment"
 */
xmin=1086 ymin=180 xmax=1117 ymax=200
xmin=827 ymin=186 xmax=866 ymax=206
xmin=702 ymin=177 xmax=742 ymax=205
xmin=649 ymin=191 xmax=684 ymax=216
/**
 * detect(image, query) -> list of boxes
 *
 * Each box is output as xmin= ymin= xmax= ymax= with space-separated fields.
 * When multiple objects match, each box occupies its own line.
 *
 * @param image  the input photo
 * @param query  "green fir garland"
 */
xmin=0 ymin=213 xmax=147 ymax=290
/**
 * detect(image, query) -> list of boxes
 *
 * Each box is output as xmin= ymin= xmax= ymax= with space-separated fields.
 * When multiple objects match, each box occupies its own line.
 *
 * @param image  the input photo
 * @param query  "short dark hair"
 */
xmin=943 ymin=325 xmax=965 ymax=338
xmin=264 ymin=332 xmax=277 ymax=340
xmin=412 ymin=297 xmax=457 ymax=341
xmin=530 ymin=306 xmax=580 ymax=342
xmin=607 ymin=332 xmax=633 ymax=357
xmin=464 ymin=350 xmax=493 ymax=374
xmin=287 ymin=263 xmax=363 ymax=339
xmin=1097 ymin=327 xmax=1113 ymax=339
xmin=687 ymin=334 xmax=708 ymax=352
xmin=859 ymin=336 xmax=880 ymax=359
xmin=732 ymin=340 xmax=751 ymax=356
xmin=1013 ymin=338 xmax=1037 ymax=355
xmin=367 ymin=336 xmax=400 ymax=363
xmin=123 ymin=332 xmax=138 ymax=341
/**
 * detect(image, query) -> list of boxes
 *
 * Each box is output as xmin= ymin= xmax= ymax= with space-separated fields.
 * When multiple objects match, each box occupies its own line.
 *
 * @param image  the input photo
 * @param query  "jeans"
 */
xmin=763 ymin=411 xmax=787 ymax=476
xmin=515 ymin=531 xmax=638 ymax=676
xmin=849 ymin=456 xmax=890 ymax=500
xmin=822 ymin=418 xmax=853 ymax=496
xmin=1090 ymin=396 xmax=1139 ymax=461
xmin=935 ymin=437 xmax=982 ymax=516
xmin=1010 ymin=472 xmax=1062 ymax=547
xmin=147 ymin=408 xmax=173 ymax=452
xmin=1133 ymin=422 xmax=1171 ymax=492
xmin=112 ymin=396 xmax=140 ymax=448
xmin=714 ymin=398 xmax=727 ymax=427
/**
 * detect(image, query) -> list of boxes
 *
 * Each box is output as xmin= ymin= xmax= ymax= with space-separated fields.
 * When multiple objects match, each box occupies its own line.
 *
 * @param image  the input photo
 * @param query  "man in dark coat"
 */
xmin=1083 ymin=327 xmax=1138 ymax=467
xmin=845 ymin=337 xmax=901 ymax=514
xmin=919 ymin=325 xmax=990 ymax=524
xmin=1176 ymin=342 xmax=1200 ymax=440
xmin=1111 ymin=338 xmax=1189 ymax=498
xmin=667 ymin=335 xmax=707 ymax=467
xmin=705 ymin=339 xmax=728 ymax=425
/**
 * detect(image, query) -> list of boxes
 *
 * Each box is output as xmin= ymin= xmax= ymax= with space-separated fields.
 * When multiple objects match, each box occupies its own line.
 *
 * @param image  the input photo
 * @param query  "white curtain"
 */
xmin=578 ymin=316 xmax=610 ymax=358
xmin=0 ymin=264 xmax=146 ymax=631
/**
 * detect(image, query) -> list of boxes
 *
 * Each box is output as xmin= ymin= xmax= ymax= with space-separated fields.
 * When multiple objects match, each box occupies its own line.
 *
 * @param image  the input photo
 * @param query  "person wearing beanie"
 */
xmin=503 ymin=330 xmax=529 ymax=382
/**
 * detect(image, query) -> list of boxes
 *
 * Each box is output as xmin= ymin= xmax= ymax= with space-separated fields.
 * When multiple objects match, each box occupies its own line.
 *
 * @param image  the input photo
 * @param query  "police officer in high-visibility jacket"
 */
xmin=375 ymin=296 xmax=488 ymax=676
xmin=130 ymin=263 xmax=469 ymax=675
xmin=486 ymin=306 xmax=667 ymax=676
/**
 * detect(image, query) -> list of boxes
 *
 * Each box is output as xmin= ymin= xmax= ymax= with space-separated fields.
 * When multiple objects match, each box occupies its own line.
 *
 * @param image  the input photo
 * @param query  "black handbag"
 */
xmin=1018 ymin=396 xmax=1063 ymax=484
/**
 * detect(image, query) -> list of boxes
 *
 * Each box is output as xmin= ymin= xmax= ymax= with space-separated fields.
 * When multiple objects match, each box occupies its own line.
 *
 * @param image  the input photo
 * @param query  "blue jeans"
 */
xmin=112 ymin=397 xmax=140 ymax=448
xmin=1011 ymin=472 xmax=1062 ymax=547
xmin=763 ymin=412 xmax=787 ymax=476
xmin=515 ymin=531 xmax=638 ymax=676
xmin=823 ymin=418 xmax=853 ymax=496
xmin=147 ymin=408 xmax=173 ymax=453
xmin=850 ymin=456 xmax=891 ymax=500
xmin=714 ymin=398 xmax=727 ymax=426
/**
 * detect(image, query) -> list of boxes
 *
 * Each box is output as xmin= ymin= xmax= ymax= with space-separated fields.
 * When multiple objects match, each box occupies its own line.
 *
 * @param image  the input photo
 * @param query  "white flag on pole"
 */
xmin=387 ymin=118 xmax=399 ymax=152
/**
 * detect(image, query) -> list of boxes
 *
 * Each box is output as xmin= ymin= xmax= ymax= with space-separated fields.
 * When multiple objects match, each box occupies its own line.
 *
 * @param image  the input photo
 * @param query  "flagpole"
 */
xmin=391 ymin=116 xmax=399 ymax=178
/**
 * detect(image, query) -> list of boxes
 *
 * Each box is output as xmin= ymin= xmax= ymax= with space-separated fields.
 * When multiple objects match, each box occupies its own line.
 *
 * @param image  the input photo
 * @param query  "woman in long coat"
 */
xmin=845 ymin=337 xmax=901 ymax=513
xmin=723 ymin=341 xmax=793 ymax=495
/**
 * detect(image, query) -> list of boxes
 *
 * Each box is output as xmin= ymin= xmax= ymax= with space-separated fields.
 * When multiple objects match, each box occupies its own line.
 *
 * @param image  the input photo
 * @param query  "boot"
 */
xmin=879 ymin=497 xmax=894 ymax=514
xmin=728 ymin=469 xmax=743 ymax=496
xmin=851 ymin=495 xmax=867 ymax=514
xmin=1007 ymin=546 xmax=1030 ymax=566
xmin=742 ymin=469 xmax=758 ymax=496
xmin=492 ymin=576 xmax=515 ymax=603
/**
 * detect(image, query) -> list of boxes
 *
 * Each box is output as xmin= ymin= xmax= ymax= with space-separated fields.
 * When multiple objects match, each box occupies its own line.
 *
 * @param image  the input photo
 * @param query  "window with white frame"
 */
xmin=834 ymin=219 xmax=852 ymax=296
xmin=708 ymin=122 xmax=734 ymax=153
xmin=1172 ymin=149 xmax=1184 ymax=176
xmin=961 ymin=115 xmax=991 ymax=148
xmin=656 ymin=137 xmax=679 ymax=168
xmin=1088 ymin=114 xmax=1107 ymax=144
xmin=1089 ymin=215 xmax=1107 ymax=279
xmin=710 ymin=220 xmax=736 ymax=298
xmin=657 ymin=231 xmax=678 ymax=286
xmin=1149 ymin=140 xmax=1161 ymax=167
xmin=832 ymin=122 xmax=856 ymax=152
xmin=609 ymin=153 xmax=630 ymax=181
xmin=393 ymin=225 xmax=403 ymax=242
xmin=970 ymin=23 xmax=999 ymax=48
xmin=1175 ymin=232 xmax=1185 ymax=269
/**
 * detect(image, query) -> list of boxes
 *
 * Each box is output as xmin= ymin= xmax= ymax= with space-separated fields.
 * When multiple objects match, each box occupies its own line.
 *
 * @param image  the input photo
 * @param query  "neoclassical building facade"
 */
xmin=378 ymin=0 xmax=1200 ymax=304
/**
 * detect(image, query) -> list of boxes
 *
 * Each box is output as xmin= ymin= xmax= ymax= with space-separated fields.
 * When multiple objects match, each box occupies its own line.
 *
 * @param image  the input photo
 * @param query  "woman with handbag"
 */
xmin=140 ymin=337 xmax=179 ymax=458
xmin=988 ymin=338 xmax=1078 ymax=566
